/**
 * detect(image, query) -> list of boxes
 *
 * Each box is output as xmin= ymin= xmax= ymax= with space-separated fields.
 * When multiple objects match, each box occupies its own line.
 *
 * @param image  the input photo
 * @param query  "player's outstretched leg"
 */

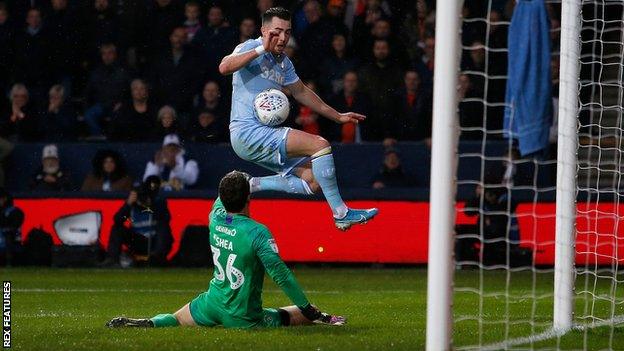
xmin=310 ymin=147 xmax=378 ymax=230
xmin=250 ymin=174 xmax=314 ymax=195
xmin=286 ymin=130 xmax=378 ymax=230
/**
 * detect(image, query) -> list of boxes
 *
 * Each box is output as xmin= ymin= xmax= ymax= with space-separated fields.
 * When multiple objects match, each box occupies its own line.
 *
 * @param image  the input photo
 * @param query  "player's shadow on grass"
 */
xmin=246 ymin=325 xmax=371 ymax=336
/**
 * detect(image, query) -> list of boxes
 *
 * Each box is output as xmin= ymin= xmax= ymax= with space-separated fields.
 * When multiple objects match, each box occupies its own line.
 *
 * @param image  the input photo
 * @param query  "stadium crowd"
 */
xmin=0 ymin=0 xmax=562 ymax=190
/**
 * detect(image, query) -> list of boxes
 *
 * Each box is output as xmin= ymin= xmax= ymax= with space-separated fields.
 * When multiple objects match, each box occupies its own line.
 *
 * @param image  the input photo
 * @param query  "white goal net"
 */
xmin=428 ymin=0 xmax=624 ymax=349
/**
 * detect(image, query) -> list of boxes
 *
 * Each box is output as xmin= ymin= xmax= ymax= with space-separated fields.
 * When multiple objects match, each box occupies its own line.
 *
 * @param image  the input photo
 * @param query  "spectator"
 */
xmin=320 ymin=33 xmax=358 ymax=98
xmin=186 ymin=110 xmax=226 ymax=143
xmin=326 ymin=0 xmax=348 ymax=33
xmin=1 ymin=84 xmax=39 ymax=141
xmin=101 ymin=176 xmax=173 ymax=267
xmin=109 ymin=79 xmax=157 ymax=141
xmin=144 ymin=0 xmax=184 ymax=59
xmin=293 ymin=80 xmax=321 ymax=136
xmin=83 ymin=0 xmax=119 ymax=68
xmin=372 ymin=148 xmax=413 ymax=189
xmin=143 ymin=134 xmax=199 ymax=191
xmin=0 ymin=137 xmax=13 ymax=187
xmin=236 ymin=17 xmax=257 ymax=44
xmin=30 ymin=144 xmax=73 ymax=191
xmin=84 ymin=43 xmax=130 ymax=138
xmin=182 ymin=1 xmax=202 ymax=42
xmin=462 ymin=39 xmax=505 ymax=133
xmin=283 ymin=37 xmax=314 ymax=80
xmin=194 ymin=81 xmax=228 ymax=121
xmin=326 ymin=71 xmax=370 ymax=143
xmin=192 ymin=5 xmax=236 ymax=82
xmin=0 ymin=188 xmax=24 ymax=266
xmin=81 ymin=149 xmax=133 ymax=192
xmin=0 ymin=4 xmax=15 ymax=95
xmin=458 ymin=74 xmax=485 ymax=140
xmin=150 ymin=27 xmax=203 ymax=117
xmin=401 ymin=0 xmax=434 ymax=63
xmin=388 ymin=70 xmax=432 ymax=143
xmin=415 ymin=35 xmax=434 ymax=86
xmin=351 ymin=0 xmax=391 ymax=57
xmin=13 ymin=7 xmax=49 ymax=104
xmin=46 ymin=0 xmax=79 ymax=94
xmin=152 ymin=105 xmax=181 ymax=141
xmin=462 ymin=175 xmax=521 ymax=266
xmin=367 ymin=18 xmax=409 ymax=67
xmin=298 ymin=0 xmax=344 ymax=73
xmin=358 ymin=39 xmax=403 ymax=140
xmin=39 ymin=84 xmax=78 ymax=142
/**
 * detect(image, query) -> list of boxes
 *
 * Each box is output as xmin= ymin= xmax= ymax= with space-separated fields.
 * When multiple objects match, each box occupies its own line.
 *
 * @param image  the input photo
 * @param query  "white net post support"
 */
xmin=553 ymin=0 xmax=582 ymax=332
xmin=425 ymin=0 xmax=462 ymax=349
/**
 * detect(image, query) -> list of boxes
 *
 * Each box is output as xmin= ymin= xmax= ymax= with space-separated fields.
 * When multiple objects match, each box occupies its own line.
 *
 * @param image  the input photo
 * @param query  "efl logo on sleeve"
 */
xmin=3 ymin=281 xmax=10 ymax=349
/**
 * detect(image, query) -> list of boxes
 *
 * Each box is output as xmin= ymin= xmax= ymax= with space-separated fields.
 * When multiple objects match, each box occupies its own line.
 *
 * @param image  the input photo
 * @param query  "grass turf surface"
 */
xmin=3 ymin=267 xmax=624 ymax=350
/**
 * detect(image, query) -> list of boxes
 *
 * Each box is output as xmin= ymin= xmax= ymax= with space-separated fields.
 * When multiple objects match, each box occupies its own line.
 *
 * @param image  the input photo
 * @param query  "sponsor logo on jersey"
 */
xmin=268 ymin=239 xmax=279 ymax=253
xmin=215 ymin=225 xmax=237 ymax=236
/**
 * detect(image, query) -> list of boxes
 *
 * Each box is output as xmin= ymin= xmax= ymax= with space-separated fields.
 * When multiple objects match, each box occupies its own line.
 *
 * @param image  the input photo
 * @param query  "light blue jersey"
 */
xmin=228 ymin=38 xmax=306 ymax=174
xmin=230 ymin=38 xmax=299 ymax=128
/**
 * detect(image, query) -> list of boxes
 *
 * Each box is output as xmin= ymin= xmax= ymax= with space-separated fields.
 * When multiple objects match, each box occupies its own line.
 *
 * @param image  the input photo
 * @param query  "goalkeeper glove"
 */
xmin=300 ymin=304 xmax=346 ymax=326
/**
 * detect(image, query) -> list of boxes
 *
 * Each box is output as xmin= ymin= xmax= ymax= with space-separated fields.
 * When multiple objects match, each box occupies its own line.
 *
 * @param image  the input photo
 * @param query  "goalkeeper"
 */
xmin=107 ymin=171 xmax=345 ymax=328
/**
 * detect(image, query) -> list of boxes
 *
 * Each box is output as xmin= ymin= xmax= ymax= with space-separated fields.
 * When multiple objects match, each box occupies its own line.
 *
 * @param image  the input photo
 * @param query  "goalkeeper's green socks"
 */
xmin=150 ymin=314 xmax=179 ymax=327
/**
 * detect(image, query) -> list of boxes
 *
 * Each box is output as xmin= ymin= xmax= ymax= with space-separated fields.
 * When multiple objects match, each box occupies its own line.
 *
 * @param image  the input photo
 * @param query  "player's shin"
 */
xmin=310 ymin=147 xmax=348 ymax=219
xmin=150 ymin=313 xmax=180 ymax=327
xmin=250 ymin=175 xmax=314 ymax=195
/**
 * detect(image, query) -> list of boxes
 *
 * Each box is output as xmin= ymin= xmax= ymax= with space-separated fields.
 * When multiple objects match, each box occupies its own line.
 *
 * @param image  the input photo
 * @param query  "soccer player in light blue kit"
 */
xmin=219 ymin=7 xmax=378 ymax=230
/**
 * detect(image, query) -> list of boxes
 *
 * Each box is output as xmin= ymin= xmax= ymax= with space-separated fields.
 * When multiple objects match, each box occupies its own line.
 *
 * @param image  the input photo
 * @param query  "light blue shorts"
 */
xmin=230 ymin=122 xmax=310 ymax=175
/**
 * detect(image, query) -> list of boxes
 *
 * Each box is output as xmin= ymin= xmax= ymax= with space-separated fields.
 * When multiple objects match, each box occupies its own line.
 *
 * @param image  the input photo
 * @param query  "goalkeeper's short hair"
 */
xmin=218 ymin=171 xmax=251 ymax=213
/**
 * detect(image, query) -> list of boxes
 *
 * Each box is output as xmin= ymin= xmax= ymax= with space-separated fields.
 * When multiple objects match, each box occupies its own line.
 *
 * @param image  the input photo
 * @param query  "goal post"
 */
xmin=427 ymin=0 xmax=624 ymax=349
xmin=553 ymin=0 xmax=582 ymax=332
xmin=425 ymin=0 xmax=461 ymax=349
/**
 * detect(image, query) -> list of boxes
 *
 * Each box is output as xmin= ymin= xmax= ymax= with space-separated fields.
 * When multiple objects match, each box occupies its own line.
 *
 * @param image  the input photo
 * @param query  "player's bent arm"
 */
xmin=219 ymin=48 xmax=263 ymax=76
xmin=287 ymin=80 xmax=342 ymax=122
xmin=252 ymin=228 xmax=310 ymax=308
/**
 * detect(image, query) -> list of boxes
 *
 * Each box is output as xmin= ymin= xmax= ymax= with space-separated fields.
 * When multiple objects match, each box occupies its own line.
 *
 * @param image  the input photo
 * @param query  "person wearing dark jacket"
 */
xmin=12 ymin=8 xmax=50 ymax=104
xmin=83 ymin=43 xmax=130 ymax=137
xmin=102 ymin=176 xmax=173 ymax=266
xmin=1 ymin=83 xmax=40 ymax=142
xmin=186 ymin=110 xmax=227 ymax=143
xmin=388 ymin=70 xmax=432 ymax=142
xmin=39 ymin=84 xmax=78 ymax=142
xmin=108 ymin=79 xmax=157 ymax=141
xmin=0 ymin=188 xmax=24 ymax=266
xmin=371 ymin=148 xmax=413 ymax=189
xmin=150 ymin=27 xmax=203 ymax=116
xmin=324 ymin=71 xmax=370 ymax=143
xmin=30 ymin=144 xmax=73 ymax=191
xmin=357 ymin=39 xmax=403 ymax=141
xmin=151 ymin=105 xmax=181 ymax=141
xmin=81 ymin=149 xmax=133 ymax=192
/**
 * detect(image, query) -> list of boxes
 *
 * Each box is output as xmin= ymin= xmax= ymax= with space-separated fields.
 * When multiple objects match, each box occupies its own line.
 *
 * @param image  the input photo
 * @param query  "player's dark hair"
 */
xmin=262 ymin=7 xmax=291 ymax=25
xmin=219 ymin=171 xmax=250 ymax=213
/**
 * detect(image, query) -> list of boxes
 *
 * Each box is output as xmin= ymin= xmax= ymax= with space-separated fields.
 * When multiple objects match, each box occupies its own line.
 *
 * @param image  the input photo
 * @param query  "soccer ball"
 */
xmin=254 ymin=89 xmax=290 ymax=126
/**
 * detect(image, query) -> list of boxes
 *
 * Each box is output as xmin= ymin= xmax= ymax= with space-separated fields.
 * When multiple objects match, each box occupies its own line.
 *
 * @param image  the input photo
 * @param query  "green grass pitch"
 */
xmin=3 ymin=267 xmax=624 ymax=350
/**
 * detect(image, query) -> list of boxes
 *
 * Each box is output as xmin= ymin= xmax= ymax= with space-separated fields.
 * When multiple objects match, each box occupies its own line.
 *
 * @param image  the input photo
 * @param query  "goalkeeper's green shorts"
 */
xmin=189 ymin=291 xmax=283 ymax=328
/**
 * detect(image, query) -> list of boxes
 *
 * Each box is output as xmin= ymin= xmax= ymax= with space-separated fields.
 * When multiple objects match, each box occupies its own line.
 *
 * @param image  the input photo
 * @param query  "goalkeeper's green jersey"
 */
xmin=205 ymin=198 xmax=310 ymax=323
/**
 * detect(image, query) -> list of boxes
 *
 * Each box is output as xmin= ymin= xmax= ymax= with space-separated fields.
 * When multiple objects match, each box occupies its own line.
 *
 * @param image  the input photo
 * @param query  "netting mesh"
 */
xmin=450 ymin=0 xmax=624 ymax=348
xmin=575 ymin=1 xmax=624 ymax=349
xmin=453 ymin=1 xmax=561 ymax=349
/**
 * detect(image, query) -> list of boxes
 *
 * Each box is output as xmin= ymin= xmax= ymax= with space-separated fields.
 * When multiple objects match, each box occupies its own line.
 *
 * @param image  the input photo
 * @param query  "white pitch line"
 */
xmin=473 ymin=315 xmax=624 ymax=351
xmin=13 ymin=288 xmax=419 ymax=295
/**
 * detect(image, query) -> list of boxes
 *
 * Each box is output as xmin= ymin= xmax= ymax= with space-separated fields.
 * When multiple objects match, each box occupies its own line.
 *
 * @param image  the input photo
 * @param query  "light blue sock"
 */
xmin=312 ymin=153 xmax=348 ymax=218
xmin=250 ymin=175 xmax=313 ymax=195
